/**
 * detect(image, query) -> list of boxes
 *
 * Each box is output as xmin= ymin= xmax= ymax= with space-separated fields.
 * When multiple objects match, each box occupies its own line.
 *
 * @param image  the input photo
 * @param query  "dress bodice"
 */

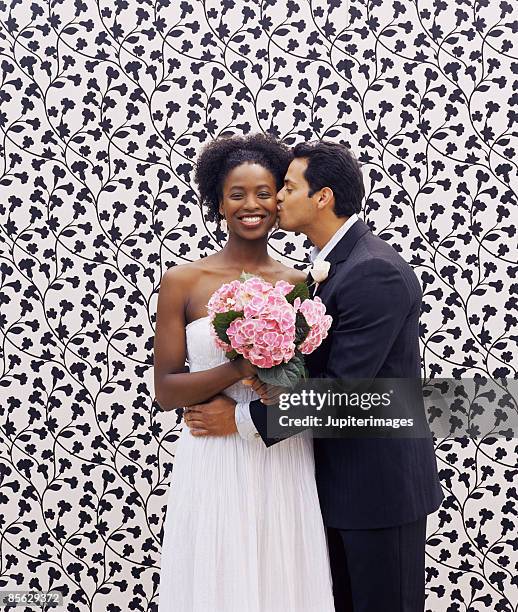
xmin=185 ymin=316 xmax=258 ymax=404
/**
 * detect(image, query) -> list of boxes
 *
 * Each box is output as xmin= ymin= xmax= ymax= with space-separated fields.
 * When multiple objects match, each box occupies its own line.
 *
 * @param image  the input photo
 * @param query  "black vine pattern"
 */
xmin=0 ymin=0 xmax=516 ymax=610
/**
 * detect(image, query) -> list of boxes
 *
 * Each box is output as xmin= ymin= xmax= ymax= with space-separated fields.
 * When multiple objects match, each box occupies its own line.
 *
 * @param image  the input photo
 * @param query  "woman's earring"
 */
xmin=220 ymin=217 xmax=228 ymax=233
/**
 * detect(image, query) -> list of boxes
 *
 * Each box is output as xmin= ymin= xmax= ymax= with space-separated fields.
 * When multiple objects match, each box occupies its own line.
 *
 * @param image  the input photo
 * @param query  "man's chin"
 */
xmin=277 ymin=218 xmax=294 ymax=232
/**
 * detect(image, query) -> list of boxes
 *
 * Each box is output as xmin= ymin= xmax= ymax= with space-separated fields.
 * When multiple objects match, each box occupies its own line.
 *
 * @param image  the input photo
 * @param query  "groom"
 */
xmin=185 ymin=140 xmax=444 ymax=611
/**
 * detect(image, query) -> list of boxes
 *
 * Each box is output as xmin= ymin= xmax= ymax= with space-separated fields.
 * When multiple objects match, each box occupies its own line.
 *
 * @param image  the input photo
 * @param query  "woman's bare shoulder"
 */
xmin=161 ymin=256 xmax=218 ymax=283
xmin=275 ymin=263 xmax=307 ymax=285
xmin=160 ymin=262 xmax=192 ymax=288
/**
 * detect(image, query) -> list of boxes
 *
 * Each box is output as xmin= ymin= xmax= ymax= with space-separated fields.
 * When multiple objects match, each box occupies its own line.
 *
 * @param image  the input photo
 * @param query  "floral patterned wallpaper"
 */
xmin=0 ymin=0 xmax=516 ymax=610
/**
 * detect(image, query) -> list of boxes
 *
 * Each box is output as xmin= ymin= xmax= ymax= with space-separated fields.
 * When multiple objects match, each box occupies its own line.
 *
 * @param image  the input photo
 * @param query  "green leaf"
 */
xmin=285 ymin=281 xmax=309 ymax=304
xmin=225 ymin=349 xmax=239 ymax=360
xmin=295 ymin=312 xmax=310 ymax=344
xmin=239 ymin=271 xmax=263 ymax=282
xmin=256 ymin=352 xmax=306 ymax=388
xmin=212 ymin=310 xmax=243 ymax=344
xmin=293 ymin=350 xmax=307 ymax=378
xmin=293 ymin=350 xmax=308 ymax=380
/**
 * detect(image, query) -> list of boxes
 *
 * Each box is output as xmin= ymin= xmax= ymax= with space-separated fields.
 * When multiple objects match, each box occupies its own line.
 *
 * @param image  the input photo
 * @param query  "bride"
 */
xmin=153 ymin=133 xmax=334 ymax=611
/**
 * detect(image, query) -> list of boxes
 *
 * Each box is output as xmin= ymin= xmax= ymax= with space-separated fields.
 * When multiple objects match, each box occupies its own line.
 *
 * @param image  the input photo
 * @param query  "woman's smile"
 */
xmin=236 ymin=213 xmax=269 ymax=228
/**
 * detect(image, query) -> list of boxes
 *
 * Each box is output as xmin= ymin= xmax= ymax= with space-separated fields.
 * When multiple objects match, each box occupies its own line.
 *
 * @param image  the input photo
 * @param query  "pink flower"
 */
xmin=297 ymin=296 xmax=326 ymax=326
xmin=207 ymin=275 xmax=332 ymax=375
xmin=210 ymin=326 xmax=233 ymax=353
xmin=226 ymin=314 xmax=296 ymax=367
xmin=240 ymin=277 xmax=273 ymax=302
xmin=273 ymin=280 xmax=294 ymax=296
xmin=243 ymin=295 xmax=268 ymax=318
xmin=297 ymin=297 xmax=333 ymax=355
xmin=207 ymin=280 xmax=244 ymax=317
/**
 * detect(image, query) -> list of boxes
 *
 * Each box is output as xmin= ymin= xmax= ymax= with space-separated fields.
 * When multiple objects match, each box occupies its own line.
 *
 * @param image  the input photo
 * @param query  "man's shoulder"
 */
xmin=345 ymin=231 xmax=416 ymax=278
xmin=332 ymin=232 xmax=421 ymax=304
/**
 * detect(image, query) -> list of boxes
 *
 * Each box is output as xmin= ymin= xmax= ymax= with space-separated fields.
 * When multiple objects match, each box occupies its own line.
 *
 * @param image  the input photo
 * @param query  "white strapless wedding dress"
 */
xmin=158 ymin=316 xmax=334 ymax=612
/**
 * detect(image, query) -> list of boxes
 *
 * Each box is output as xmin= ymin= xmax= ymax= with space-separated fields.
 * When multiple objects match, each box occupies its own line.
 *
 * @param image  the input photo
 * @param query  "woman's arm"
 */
xmin=153 ymin=266 xmax=254 ymax=411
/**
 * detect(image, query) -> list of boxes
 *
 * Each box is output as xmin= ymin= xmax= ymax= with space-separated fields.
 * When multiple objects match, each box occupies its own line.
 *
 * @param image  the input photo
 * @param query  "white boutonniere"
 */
xmin=310 ymin=260 xmax=331 ymax=283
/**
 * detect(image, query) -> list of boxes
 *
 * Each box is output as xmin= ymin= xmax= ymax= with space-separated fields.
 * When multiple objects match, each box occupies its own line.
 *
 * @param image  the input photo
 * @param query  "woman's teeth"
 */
xmin=240 ymin=216 xmax=263 ymax=226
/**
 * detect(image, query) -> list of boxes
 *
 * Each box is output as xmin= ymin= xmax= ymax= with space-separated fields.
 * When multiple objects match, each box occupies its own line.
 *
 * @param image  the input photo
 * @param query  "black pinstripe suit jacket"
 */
xmin=250 ymin=219 xmax=444 ymax=529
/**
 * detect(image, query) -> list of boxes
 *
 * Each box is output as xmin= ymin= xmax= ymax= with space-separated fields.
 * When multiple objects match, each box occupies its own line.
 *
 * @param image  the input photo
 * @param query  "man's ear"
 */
xmin=316 ymin=187 xmax=334 ymax=210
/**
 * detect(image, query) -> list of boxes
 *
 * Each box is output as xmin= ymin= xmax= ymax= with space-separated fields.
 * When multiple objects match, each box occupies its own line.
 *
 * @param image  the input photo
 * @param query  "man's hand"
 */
xmin=233 ymin=357 xmax=256 ymax=378
xmin=183 ymin=394 xmax=238 ymax=437
xmin=243 ymin=376 xmax=285 ymax=405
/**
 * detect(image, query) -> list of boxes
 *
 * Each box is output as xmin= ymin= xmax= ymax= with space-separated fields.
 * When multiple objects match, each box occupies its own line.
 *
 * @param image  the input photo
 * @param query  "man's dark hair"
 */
xmin=292 ymin=141 xmax=364 ymax=216
xmin=195 ymin=133 xmax=292 ymax=222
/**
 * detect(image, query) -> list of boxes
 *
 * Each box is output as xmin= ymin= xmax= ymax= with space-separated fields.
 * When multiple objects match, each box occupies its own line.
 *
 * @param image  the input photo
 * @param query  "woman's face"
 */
xmin=219 ymin=162 xmax=278 ymax=239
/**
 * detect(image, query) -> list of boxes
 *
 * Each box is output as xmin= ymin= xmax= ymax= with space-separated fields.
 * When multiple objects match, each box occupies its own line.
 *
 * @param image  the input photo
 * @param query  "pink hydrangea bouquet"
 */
xmin=207 ymin=272 xmax=332 ymax=388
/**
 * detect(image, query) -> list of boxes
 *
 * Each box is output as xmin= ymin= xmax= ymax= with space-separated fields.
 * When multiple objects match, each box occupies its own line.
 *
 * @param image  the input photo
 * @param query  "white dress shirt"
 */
xmin=235 ymin=214 xmax=359 ymax=440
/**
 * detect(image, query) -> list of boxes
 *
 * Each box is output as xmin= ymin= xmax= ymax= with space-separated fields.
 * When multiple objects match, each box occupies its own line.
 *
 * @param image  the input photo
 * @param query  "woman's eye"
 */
xmin=258 ymin=192 xmax=272 ymax=198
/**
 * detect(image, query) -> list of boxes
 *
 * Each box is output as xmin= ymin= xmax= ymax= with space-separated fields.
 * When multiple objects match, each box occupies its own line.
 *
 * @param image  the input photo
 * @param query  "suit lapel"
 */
xmin=305 ymin=271 xmax=315 ymax=298
xmin=314 ymin=263 xmax=336 ymax=297
xmin=313 ymin=219 xmax=372 ymax=297
xmin=326 ymin=219 xmax=371 ymax=265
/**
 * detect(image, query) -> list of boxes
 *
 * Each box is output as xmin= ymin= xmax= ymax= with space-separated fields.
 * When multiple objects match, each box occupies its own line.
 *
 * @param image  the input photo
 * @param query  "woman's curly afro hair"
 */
xmin=194 ymin=133 xmax=292 ymax=223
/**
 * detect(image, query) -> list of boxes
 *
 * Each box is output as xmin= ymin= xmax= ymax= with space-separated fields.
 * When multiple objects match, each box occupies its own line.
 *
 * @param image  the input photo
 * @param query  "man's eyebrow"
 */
xmin=284 ymin=178 xmax=296 ymax=185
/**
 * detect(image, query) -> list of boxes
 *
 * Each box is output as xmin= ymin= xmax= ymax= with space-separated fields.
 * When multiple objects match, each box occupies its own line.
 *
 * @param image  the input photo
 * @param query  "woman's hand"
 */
xmin=232 ymin=357 xmax=256 ymax=379
xmin=242 ymin=376 xmax=285 ymax=405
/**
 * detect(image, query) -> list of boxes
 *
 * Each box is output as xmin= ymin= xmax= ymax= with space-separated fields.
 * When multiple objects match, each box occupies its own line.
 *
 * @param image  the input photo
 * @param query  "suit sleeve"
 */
xmin=234 ymin=402 xmax=260 ymax=439
xmin=251 ymin=258 xmax=414 ymax=446
xmin=249 ymin=398 xmax=284 ymax=448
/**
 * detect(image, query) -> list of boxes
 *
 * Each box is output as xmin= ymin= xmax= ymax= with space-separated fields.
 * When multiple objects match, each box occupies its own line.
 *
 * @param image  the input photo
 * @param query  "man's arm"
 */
xmin=236 ymin=400 xmax=288 ymax=446
xmin=235 ymin=402 xmax=261 ymax=440
xmin=182 ymin=396 xmax=276 ymax=442
xmin=250 ymin=258 xmax=413 ymax=445
xmin=249 ymin=398 xmax=283 ymax=447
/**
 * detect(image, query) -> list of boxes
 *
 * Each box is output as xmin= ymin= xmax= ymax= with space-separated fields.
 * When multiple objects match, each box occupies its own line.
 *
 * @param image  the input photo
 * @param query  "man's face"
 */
xmin=276 ymin=157 xmax=317 ymax=232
